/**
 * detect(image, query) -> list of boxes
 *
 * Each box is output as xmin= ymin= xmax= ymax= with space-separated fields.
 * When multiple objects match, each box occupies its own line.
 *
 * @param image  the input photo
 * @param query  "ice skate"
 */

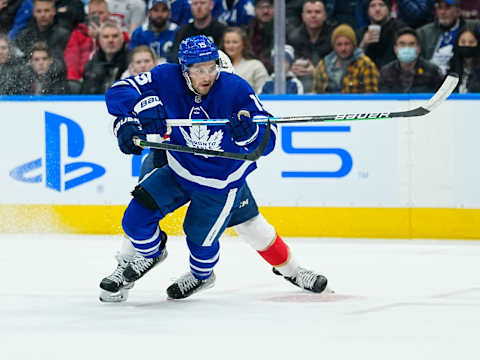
xmin=166 ymin=272 xmax=216 ymax=299
xmin=99 ymin=254 xmax=135 ymax=303
xmin=123 ymin=248 xmax=168 ymax=282
xmin=272 ymin=267 xmax=331 ymax=293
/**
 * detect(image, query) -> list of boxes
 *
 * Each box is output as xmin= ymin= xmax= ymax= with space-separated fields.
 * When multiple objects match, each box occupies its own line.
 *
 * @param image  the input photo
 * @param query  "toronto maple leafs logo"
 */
xmin=179 ymin=106 xmax=224 ymax=157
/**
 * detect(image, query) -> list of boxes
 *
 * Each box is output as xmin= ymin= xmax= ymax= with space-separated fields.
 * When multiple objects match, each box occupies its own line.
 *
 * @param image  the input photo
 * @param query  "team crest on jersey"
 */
xmin=179 ymin=106 xmax=224 ymax=156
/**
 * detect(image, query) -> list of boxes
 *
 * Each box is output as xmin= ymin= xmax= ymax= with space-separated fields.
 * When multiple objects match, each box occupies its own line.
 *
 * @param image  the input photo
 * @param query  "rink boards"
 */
xmin=1 ymin=94 xmax=479 ymax=238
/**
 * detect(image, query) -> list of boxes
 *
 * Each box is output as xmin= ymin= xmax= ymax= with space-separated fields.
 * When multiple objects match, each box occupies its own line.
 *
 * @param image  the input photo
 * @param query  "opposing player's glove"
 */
xmin=228 ymin=110 xmax=258 ymax=146
xmin=113 ymin=117 xmax=145 ymax=155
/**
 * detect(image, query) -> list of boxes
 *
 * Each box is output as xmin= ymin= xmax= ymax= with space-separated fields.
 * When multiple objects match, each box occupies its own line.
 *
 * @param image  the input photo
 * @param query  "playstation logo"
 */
xmin=10 ymin=112 xmax=106 ymax=191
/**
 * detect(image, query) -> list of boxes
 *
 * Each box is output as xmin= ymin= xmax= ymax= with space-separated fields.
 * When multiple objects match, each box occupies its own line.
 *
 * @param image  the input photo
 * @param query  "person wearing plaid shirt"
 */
xmin=312 ymin=23 xmax=379 ymax=93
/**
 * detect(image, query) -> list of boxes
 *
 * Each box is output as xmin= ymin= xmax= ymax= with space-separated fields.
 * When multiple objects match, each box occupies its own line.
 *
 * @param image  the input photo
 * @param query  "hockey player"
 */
xmin=100 ymin=35 xmax=329 ymax=301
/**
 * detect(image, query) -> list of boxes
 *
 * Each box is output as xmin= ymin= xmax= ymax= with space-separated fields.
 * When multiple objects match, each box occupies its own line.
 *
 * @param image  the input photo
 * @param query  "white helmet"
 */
xmin=218 ymin=49 xmax=235 ymax=74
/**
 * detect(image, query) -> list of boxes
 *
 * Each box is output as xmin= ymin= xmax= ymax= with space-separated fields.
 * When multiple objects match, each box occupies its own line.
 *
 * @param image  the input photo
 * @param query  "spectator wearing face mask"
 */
xmin=448 ymin=24 xmax=480 ymax=93
xmin=379 ymin=27 xmax=443 ymax=93
xmin=417 ymin=0 xmax=480 ymax=75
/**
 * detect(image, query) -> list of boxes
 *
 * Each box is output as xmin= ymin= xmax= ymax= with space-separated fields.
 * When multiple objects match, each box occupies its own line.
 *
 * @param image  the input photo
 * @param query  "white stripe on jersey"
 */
xmin=202 ymin=188 xmax=237 ymax=246
xmin=129 ymin=226 xmax=160 ymax=245
xmin=166 ymin=152 xmax=251 ymax=190
xmin=190 ymin=252 xmax=220 ymax=264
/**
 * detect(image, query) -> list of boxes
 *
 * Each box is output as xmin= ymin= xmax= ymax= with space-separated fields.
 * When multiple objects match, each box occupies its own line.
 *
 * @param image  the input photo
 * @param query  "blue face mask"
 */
xmin=397 ymin=46 xmax=417 ymax=63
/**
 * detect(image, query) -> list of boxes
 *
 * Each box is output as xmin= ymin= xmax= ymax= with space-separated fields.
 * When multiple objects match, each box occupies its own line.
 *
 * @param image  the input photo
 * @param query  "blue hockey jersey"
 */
xmin=129 ymin=21 xmax=178 ymax=62
xmin=105 ymin=63 xmax=277 ymax=194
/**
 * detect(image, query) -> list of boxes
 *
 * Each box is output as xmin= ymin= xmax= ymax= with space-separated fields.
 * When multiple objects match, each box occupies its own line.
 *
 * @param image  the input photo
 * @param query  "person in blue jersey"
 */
xmin=129 ymin=0 xmax=178 ymax=64
xmin=100 ymin=35 xmax=329 ymax=301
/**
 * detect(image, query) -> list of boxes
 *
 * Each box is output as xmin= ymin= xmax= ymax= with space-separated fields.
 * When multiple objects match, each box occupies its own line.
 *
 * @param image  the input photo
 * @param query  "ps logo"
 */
xmin=10 ymin=112 xmax=105 ymax=191
xmin=281 ymin=126 xmax=353 ymax=178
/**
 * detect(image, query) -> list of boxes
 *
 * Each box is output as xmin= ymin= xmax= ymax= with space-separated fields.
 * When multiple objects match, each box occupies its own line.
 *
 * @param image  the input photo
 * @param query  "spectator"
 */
xmin=379 ymin=27 xmax=443 ymax=92
xmin=417 ymin=0 xmax=480 ymax=75
xmin=81 ymin=20 xmax=129 ymax=94
xmin=64 ymin=0 xmax=129 ymax=91
xmin=394 ymin=0 xmax=435 ymax=29
xmin=260 ymin=44 xmax=304 ymax=94
xmin=129 ymin=0 xmax=178 ymax=63
xmin=0 ymin=33 xmax=30 ymax=94
xmin=0 ymin=0 xmax=33 ymax=39
xmin=245 ymin=0 xmax=274 ymax=73
xmin=288 ymin=0 xmax=365 ymax=32
xmin=357 ymin=0 xmax=406 ymax=69
xmin=171 ymin=0 xmax=226 ymax=62
xmin=460 ymin=0 xmax=480 ymax=20
xmin=289 ymin=0 xmax=336 ymax=93
xmin=121 ymin=44 xmax=157 ymax=78
xmin=15 ymin=0 xmax=71 ymax=62
xmin=313 ymin=23 xmax=379 ymax=93
xmin=221 ymin=26 xmax=268 ymax=93
xmin=55 ymin=0 xmax=85 ymax=31
xmin=25 ymin=41 xmax=68 ymax=94
xmin=106 ymin=0 xmax=146 ymax=36
xmin=448 ymin=24 xmax=480 ymax=92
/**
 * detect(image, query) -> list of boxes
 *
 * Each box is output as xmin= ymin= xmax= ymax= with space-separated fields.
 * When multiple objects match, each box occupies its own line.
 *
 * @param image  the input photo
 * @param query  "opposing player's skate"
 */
xmin=99 ymin=254 xmax=135 ymax=302
xmin=273 ymin=267 xmax=331 ymax=293
xmin=166 ymin=272 xmax=216 ymax=299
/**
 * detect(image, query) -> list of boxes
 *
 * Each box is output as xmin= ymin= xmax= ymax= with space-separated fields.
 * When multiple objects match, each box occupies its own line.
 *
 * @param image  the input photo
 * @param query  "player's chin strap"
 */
xmin=133 ymin=119 xmax=272 ymax=162
xmin=182 ymin=70 xmax=201 ymax=96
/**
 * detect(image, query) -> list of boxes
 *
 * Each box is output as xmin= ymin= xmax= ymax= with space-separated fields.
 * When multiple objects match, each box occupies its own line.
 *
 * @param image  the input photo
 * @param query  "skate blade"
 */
xmin=99 ymin=288 xmax=129 ymax=303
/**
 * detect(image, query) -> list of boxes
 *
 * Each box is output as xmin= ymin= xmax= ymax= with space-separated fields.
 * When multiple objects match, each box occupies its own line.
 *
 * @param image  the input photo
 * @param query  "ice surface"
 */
xmin=1 ymin=234 xmax=479 ymax=360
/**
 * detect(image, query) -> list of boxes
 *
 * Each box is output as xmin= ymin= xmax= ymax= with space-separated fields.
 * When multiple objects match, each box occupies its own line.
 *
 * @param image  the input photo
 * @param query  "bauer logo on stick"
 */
xmin=335 ymin=112 xmax=390 ymax=120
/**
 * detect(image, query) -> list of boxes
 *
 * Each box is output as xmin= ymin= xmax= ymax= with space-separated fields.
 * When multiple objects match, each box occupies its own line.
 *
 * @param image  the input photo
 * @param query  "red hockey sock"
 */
xmin=257 ymin=234 xmax=289 ymax=266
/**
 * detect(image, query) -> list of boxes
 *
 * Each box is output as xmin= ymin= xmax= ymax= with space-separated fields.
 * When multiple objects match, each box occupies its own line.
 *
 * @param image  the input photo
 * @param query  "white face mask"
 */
xmin=397 ymin=46 xmax=417 ymax=63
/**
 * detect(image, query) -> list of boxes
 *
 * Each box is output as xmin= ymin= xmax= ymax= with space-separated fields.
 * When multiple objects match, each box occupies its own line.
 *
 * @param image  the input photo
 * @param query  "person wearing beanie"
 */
xmin=417 ymin=0 xmax=480 ymax=74
xmin=313 ymin=23 xmax=379 ymax=93
xmin=357 ymin=0 xmax=406 ymax=69
xmin=260 ymin=44 xmax=304 ymax=94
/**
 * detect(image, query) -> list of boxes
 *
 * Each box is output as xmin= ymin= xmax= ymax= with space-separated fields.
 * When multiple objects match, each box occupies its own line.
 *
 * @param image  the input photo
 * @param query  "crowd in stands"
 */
xmin=1 ymin=0 xmax=480 ymax=95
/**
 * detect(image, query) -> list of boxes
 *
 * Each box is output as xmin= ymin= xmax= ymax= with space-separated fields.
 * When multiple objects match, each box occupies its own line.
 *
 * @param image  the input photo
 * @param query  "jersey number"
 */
xmin=134 ymin=72 xmax=152 ymax=85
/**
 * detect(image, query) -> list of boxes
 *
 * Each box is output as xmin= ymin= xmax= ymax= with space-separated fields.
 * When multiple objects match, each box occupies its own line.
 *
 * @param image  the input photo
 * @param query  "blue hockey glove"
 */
xmin=113 ymin=117 xmax=145 ymax=155
xmin=133 ymin=91 xmax=168 ymax=136
xmin=228 ymin=110 xmax=258 ymax=146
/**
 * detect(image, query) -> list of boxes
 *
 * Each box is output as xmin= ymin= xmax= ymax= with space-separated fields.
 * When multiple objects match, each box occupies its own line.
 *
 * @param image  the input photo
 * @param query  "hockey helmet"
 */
xmin=178 ymin=35 xmax=219 ymax=72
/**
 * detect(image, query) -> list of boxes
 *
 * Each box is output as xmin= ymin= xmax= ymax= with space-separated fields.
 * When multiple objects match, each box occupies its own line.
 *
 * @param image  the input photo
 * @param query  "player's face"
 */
xmin=191 ymin=0 xmax=213 ymax=21
xmin=188 ymin=60 xmax=218 ymax=95
xmin=435 ymin=2 xmax=460 ymax=27
xmin=131 ymin=51 xmax=156 ymax=75
xmin=334 ymin=36 xmax=355 ymax=60
xmin=149 ymin=3 xmax=170 ymax=28
xmin=368 ymin=0 xmax=389 ymax=23
xmin=30 ymin=50 xmax=52 ymax=75
xmin=0 ymin=39 xmax=9 ymax=64
xmin=301 ymin=2 xmax=327 ymax=30
xmin=88 ymin=2 xmax=110 ymax=23
xmin=99 ymin=27 xmax=124 ymax=56
xmin=34 ymin=1 xmax=56 ymax=28
xmin=223 ymin=32 xmax=244 ymax=60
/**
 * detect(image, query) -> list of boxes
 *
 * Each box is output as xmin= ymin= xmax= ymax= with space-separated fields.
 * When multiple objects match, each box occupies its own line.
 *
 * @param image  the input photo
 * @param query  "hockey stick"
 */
xmin=133 ymin=119 xmax=272 ymax=161
xmin=133 ymin=74 xmax=457 ymax=161
xmin=160 ymin=74 xmax=459 ymax=127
